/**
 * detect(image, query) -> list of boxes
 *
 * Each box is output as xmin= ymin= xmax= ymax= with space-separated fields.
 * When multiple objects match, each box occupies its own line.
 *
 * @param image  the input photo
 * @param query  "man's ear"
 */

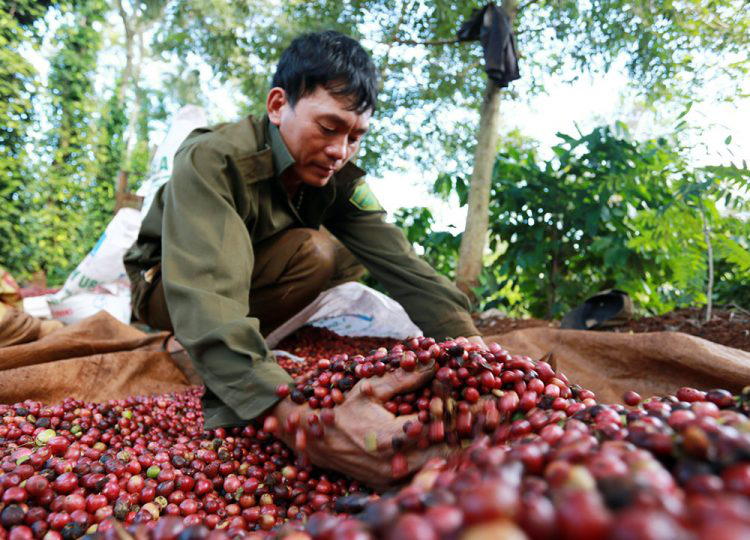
xmin=266 ymin=87 xmax=288 ymax=125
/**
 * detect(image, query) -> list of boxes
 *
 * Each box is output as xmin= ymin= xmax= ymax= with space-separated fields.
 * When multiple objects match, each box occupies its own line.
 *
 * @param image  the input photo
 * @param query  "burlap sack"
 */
xmin=488 ymin=327 xmax=750 ymax=404
xmin=2 ymin=312 xmax=749 ymax=409
xmin=0 ymin=307 xmax=41 ymax=348
xmin=0 ymin=311 xmax=191 ymax=405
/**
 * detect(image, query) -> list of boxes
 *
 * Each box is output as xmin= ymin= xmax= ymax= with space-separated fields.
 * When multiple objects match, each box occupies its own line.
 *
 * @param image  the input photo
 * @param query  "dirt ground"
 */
xmin=474 ymin=305 xmax=750 ymax=353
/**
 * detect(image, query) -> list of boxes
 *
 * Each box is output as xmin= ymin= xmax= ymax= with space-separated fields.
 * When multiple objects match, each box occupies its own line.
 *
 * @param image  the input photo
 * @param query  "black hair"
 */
xmin=271 ymin=31 xmax=379 ymax=114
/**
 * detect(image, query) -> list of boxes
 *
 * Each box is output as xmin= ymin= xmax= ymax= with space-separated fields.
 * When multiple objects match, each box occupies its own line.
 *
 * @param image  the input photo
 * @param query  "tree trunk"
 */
xmin=455 ymin=78 xmax=502 ymax=299
xmin=116 ymin=0 xmax=135 ymax=105
xmin=547 ymin=235 xmax=560 ymax=318
xmin=699 ymin=201 xmax=714 ymax=323
xmin=124 ymin=29 xmax=146 ymax=157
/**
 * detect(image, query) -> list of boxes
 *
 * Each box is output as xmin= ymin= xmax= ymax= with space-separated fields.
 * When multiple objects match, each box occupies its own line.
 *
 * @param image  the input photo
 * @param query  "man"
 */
xmin=124 ymin=31 xmax=484 ymax=487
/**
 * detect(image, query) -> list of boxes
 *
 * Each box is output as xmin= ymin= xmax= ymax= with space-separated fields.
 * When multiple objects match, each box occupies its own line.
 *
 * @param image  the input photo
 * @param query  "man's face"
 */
xmin=267 ymin=86 xmax=371 ymax=189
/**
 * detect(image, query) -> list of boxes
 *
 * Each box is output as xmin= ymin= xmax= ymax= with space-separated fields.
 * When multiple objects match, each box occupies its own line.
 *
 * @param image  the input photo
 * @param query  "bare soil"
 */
xmin=474 ymin=306 xmax=750 ymax=353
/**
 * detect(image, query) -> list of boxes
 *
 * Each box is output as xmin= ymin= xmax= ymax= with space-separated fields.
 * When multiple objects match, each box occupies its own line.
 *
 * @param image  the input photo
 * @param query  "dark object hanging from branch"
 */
xmin=457 ymin=3 xmax=520 ymax=88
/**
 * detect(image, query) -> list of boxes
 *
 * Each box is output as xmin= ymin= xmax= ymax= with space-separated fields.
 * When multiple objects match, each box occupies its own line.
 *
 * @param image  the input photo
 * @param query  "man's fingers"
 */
xmin=363 ymin=360 xmax=436 ymax=402
xmin=405 ymin=443 xmax=453 ymax=475
xmin=467 ymin=335 xmax=487 ymax=350
xmin=469 ymin=395 xmax=497 ymax=415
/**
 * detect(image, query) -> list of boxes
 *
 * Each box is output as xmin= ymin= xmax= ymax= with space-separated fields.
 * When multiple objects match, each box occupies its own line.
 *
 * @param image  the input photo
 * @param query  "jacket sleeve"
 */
xmin=161 ymin=141 xmax=292 ymax=426
xmin=324 ymin=179 xmax=479 ymax=340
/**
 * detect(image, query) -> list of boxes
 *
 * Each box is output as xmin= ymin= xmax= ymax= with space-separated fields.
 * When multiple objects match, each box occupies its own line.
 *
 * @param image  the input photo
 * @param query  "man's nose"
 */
xmin=325 ymin=136 xmax=348 ymax=161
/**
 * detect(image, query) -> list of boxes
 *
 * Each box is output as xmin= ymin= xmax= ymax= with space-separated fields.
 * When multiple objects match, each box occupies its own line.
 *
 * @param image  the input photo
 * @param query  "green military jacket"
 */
xmin=124 ymin=115 xmax=478 ymax=428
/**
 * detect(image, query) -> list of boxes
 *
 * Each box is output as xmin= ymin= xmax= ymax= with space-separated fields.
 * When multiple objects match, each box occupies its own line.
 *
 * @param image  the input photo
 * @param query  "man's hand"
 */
xmin=467 ymin=334 xmax=487 ymax=349
xmin=271 ymin=361 xmax=448 ymax=491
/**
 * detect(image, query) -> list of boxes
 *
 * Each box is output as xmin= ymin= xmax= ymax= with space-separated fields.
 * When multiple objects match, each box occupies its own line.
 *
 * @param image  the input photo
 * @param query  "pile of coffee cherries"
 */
xmin=272 ymin=335 xmax=588 ymax=479
xmin=0 ymin=330 xmax=391 ymax=540
xmin=274 ymin=327 xmax=398 ymax=378
xmin=2 ymin=328 xmax=750 ymax=540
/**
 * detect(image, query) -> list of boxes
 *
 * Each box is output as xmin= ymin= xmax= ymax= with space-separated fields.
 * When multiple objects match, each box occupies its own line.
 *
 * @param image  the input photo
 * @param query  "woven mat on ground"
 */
xmin=0 ymin=311 xmax=191 ymax=405
xmin=487 ymin=328 xmax=750 ymax=404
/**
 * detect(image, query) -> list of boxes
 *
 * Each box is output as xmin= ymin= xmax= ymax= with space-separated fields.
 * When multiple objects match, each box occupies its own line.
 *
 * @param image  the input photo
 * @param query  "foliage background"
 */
xmin=1 ymin=0 xmax=748 ymax=317
xmin=397 ymin=123 xmax=750 ymax=317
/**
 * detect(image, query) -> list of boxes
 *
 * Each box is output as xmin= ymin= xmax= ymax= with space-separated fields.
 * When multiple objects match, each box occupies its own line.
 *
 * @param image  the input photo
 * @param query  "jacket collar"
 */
xmin=267 ymin=118 xmax=295 ymax=178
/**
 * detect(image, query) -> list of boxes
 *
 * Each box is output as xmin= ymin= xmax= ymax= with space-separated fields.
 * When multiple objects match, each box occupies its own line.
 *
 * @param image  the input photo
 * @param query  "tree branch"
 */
xmin=515 ymin=25 xmax=546 ymax=37
xmin=116 ymin=0 xmax=133 ymax=38
xmin=387 ymin=0 xmax=539 ymax=48
xmin=379 ymin=0 xmax=414 ymax=87
xmin=517 ymin=0 xmax=542 ymax=15
xmin=391 ymin=37 xmax=462 ymax=46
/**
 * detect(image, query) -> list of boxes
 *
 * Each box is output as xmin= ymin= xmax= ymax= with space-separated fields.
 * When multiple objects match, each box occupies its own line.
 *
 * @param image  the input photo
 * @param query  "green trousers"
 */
xmin=132 ymin=228 xmax=364 ymax=336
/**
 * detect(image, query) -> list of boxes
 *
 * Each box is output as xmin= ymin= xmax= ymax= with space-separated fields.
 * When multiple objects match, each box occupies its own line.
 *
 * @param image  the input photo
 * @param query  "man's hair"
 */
xmin=272 ymin=31 xmax=378 ymax=114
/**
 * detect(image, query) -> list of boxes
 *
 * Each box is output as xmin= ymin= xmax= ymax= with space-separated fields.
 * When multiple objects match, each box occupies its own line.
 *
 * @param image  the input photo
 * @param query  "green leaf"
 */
xmin=676 ymin=103 xmax=693 ymax=120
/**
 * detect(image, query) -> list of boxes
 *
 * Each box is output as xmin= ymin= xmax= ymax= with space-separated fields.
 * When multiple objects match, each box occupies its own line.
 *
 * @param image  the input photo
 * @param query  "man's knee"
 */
xmin=292 ymin=229 xmax=337 ymax=282
xmin=131 ymin=271 xmax=173 ymax=332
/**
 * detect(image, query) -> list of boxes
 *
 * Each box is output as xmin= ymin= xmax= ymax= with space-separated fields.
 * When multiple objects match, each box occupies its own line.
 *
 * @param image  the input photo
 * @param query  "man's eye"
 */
xmin=348 ymin=137 xmax=360 ymax=146
xmin=319 ymin=124 xmax=336 ymax=134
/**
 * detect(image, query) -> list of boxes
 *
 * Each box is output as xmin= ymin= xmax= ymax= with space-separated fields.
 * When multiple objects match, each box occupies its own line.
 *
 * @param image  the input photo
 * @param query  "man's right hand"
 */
xmin=271 ymin=360 xmax=449 ymax=491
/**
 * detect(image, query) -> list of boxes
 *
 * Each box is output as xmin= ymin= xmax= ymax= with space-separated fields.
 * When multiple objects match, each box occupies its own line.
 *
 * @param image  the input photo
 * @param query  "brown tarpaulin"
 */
xmin=1 ymin=312 xmax=749 ymax=407
xmin=0 ymin=311 xmax=191 ymax=405
xmin=487 ymin=328 xmax=750 ymax=404
xmin=0 ymin=307 xmax=41 ymax=347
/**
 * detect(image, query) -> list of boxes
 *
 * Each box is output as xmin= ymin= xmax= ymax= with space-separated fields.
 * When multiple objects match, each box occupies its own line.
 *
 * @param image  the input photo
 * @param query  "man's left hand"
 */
xmin=466 ymin=335 xmax=487 ymax=349
xmin=271 ymin=360 xmax=447 ymax=491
